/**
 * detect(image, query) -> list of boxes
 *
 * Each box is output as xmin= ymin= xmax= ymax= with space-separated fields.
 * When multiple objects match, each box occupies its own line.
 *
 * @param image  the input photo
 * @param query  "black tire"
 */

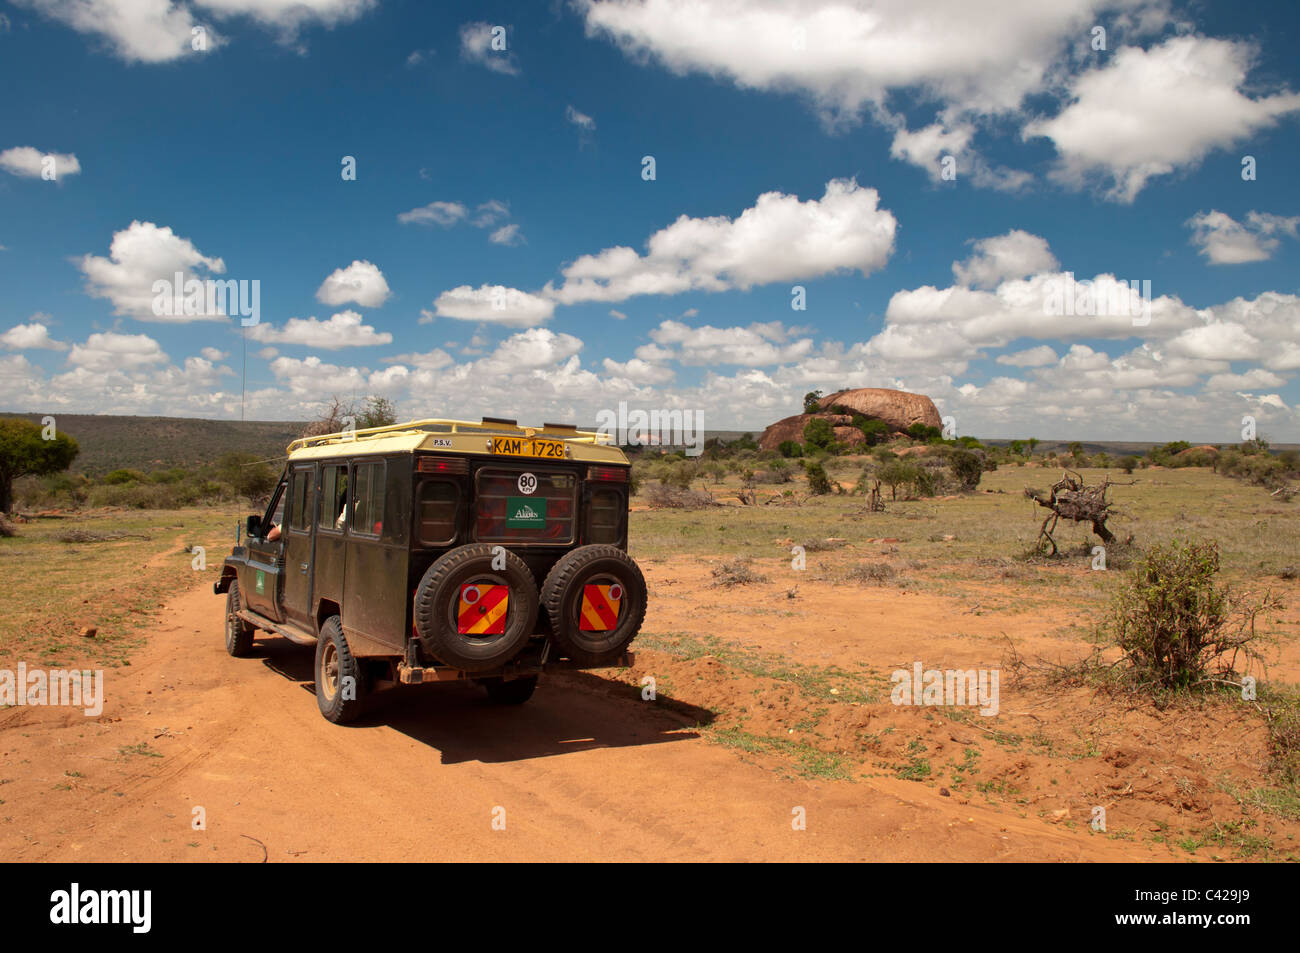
xmin=413 ymin=544 xmax=539 ymax=673
xmin=540 ymin=545 xmax=646 ymax=666
xmin=315 ymin=616 xmax=365 ymax=724
xmin=224 ymin=579 xmax=254 ymax=657
xmin=480 ymin=676 xmax=538 ymax=705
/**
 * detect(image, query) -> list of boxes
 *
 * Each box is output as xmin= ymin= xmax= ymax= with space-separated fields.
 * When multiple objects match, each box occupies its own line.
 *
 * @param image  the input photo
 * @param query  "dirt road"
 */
xmin=1 ymin=577 xmax=1173 ymax=862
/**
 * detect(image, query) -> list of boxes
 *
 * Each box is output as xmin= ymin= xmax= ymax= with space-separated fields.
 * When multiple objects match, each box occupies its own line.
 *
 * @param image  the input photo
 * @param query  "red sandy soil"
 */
xmin=3 ymin=552 xmax=1295 ymax=862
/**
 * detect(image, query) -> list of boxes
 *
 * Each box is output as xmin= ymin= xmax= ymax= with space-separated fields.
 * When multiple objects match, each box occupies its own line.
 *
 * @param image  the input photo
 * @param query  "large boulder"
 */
xmin=758 ymin=413 xmax=854 ymax=451
xmin=817 ymin=388 xmax=942 ymax=433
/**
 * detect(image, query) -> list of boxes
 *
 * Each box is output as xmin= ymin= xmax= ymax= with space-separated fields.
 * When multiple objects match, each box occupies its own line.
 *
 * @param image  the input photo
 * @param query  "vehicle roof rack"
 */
xmin=286 ymin=417 xmax=611 ymax=453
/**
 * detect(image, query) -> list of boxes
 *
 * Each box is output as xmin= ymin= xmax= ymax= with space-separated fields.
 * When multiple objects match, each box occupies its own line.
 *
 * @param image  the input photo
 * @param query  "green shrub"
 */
xmin=777 ymin=440 xmax=804 ymax=458
xmin=858 ymin=419 xmax=890 ymax=446
xmin=877 ymin=460 xmax=919 ymax=500
xmin=803 ymin=460 xmax=832 ymax=495
xmin=1105 ymin=539 xmax=1276 ymax=690
xmin=948 ymin=449 xmax=984 ymax=490
xmin=803 ymin=418 xmax=835 ymax=451
xmin=103 ymin=468 xmax=147 ymax=485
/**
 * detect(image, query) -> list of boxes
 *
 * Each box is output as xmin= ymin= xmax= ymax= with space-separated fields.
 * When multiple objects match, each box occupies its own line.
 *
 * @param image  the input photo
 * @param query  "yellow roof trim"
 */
xmin=285 ymin=418 xmax=627 ymax=465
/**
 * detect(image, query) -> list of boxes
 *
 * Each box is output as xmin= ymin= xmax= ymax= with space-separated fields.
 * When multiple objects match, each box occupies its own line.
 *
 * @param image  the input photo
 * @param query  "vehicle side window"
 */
xmin=586 ymin=487 xmax=623 ymax=544
xmin=287 ymin=467 xmax=314 ymax=532
xmin=350 ymin=461 xmax=385 ymax=537
xmin=320 ymin=464 xmax=348 ymax=532
xmin=417 ymin=479 xmax=459 ymax=545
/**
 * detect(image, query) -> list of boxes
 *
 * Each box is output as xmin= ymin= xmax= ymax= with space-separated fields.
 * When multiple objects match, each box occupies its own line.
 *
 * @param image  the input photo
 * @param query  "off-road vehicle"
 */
xmin=214 ymin=417 xmax=645 ymax=723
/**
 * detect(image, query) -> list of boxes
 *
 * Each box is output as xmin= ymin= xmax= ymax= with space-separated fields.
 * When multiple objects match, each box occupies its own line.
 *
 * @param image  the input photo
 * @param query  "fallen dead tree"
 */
xmin=1025 ymin=469 xmax=1130 ymax=555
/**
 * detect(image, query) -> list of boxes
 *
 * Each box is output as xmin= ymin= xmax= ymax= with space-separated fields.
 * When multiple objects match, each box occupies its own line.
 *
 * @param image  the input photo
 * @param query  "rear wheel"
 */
xmin=413 ymin=544 xmax=539 ymax=673
xmin=540 ymin=545 xmax=646 ymax=667
xmin=480 ymin=676 xmax=538 ymax=705
xmin=315 ymin=616 xmax=365 ymax=724
xmin=224 ymin=580 xmax=254 ymax=657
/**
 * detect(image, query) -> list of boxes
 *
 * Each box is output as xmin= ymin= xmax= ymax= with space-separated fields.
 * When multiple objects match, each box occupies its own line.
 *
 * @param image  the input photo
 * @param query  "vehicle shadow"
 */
xmin=252 ymin=636 xmax=714 ymax=765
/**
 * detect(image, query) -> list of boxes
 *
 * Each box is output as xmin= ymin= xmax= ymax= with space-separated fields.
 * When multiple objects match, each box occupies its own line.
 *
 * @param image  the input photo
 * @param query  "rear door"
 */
xmin=341 ymin=457 xmax=409 ymax=654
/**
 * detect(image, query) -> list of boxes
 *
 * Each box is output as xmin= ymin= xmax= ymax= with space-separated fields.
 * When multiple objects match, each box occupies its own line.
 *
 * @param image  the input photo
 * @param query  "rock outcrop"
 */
xmin=758 ymin=413 xmax=855 ymax=451
xmin=817 ymin=388 xmax=942 ymax=432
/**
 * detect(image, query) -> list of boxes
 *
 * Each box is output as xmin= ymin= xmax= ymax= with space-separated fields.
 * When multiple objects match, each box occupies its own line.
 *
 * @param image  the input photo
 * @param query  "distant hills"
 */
xmin=2 ymin=412 xmax=1292 ymax=476
xmin=0 ymin=413 xmax=303 ymax=476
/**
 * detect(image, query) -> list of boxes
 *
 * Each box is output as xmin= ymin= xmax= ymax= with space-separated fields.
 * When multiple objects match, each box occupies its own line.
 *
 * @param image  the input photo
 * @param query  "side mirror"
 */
xmin=246 ymin=515 xmax=262 ymax=538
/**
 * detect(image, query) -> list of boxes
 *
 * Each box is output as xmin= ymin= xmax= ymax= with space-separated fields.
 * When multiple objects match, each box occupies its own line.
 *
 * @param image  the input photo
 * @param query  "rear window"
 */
xmin=417 ymin=479 xmax=459 ymax=546
xmin=474 ymin=468 xmax=575 ymax=544
xmin=586 ymin=487 xmax=623 ymax=544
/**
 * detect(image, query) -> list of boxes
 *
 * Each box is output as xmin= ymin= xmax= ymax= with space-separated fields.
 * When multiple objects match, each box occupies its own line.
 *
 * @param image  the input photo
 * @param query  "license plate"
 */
xmin=490 ymin=436 xmax=566 ymax=459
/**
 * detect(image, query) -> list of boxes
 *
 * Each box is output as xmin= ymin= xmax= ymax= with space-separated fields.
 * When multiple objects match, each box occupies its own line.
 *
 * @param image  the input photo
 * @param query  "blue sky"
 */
xmin=1 ymin=0 xmax=1299 ymax=441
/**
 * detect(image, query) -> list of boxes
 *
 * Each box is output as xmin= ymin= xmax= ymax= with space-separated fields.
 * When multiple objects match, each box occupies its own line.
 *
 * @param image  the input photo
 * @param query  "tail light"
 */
xmin=587 ymin=466 xmax=628 ymax=482
xmin=418 ymin=456 xmax=469 ymax=474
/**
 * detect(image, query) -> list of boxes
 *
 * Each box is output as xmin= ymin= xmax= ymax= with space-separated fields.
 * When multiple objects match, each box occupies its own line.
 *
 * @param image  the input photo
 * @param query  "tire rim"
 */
xmin=320 ymin=640 xmax=339 ymax=701
xmin=571 ymin=571 xmax=625 ymax=641
xmin=446 ymin=572 xmax=515 ymax=645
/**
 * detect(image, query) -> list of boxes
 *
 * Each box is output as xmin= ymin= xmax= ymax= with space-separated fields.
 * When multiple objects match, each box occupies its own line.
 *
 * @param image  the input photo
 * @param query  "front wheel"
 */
xmin=225 ymin=580 xmax=254 ymax=657
xmin=315 ymin=616 xmax=365 ymax=724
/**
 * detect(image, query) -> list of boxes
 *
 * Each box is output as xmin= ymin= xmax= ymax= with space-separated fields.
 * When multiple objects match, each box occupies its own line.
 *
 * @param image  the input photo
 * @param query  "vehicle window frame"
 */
xmin=286 ymin=465 xmax=315 ymax=534
xmin=317 ymin=461 xmax=350 ymax=536
xmin=349 ymin=459 xmax=386 ymax=539
xmin=259 ymin=475 xmax=287 ymax=539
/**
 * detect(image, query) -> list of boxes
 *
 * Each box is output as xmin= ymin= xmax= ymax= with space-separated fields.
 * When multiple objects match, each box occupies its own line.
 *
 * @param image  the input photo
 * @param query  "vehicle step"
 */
xmin=236 ymin=609 xmax=317 ymax=646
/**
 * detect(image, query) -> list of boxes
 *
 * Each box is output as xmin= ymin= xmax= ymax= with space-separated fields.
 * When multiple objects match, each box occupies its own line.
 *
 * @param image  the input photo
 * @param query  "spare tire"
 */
xmin=413 ymin=544 xmax=539 ymax=672
xmin=540 ymin=545 xmax=647 ymax=666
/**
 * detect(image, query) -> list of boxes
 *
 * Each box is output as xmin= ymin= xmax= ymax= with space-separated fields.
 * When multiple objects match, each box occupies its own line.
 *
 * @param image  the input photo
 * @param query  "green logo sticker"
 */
xmin=255 ymin=569 xmax=265 ymax=594
xmin=506 ymin=496 xmax=546 ymax=529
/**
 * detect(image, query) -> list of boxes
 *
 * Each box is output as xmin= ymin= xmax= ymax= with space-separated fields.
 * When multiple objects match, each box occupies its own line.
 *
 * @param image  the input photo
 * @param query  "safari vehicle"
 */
xmin=214 ymin=417 xmax=645 ymax=723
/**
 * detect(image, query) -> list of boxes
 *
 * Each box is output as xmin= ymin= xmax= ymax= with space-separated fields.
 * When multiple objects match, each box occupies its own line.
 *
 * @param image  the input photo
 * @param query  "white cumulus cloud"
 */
xmin=248 ymin=310 xmax=391 ymax=350
xmin=315 ymin=259 xmax=391 ymax=308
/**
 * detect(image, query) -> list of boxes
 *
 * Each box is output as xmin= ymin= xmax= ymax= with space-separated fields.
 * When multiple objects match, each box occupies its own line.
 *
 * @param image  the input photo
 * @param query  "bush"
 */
xmin=803 ymin=418 xmax=835 ymax=451
xmin=102 ymin=468 xmax=148 ymax=485
xmin=777 ymin=440 xmax=803 ymax=458
xmin=711 ymin=557 xmax=769 ymax=587
xmin=1104 ymin=539 xmax=1277 ymax=690
xmin=644 ymin=483 xmax=713 ymax=509
xmin=858 ymin=419 xmax=890 ymax=446
xmin=803 ymin=460 xmax=832 ymax=495
xmin=877 ymin=460 xmax=919 ymax=500
xmin=846 ymin=562 xmax=896 ymax=584
xmin=948 ymin=449 xmax=983 ymax=490
xmin=659 ymin=459 xmax=699 ymax=489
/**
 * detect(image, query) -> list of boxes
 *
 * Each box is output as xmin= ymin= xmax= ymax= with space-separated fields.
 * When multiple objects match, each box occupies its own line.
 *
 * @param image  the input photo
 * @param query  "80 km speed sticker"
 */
xmin=517 ymin=472 xmax=538 ymax=495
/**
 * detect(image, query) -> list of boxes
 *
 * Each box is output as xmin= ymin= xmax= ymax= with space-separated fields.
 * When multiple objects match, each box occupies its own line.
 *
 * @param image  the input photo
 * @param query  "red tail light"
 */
xmin=587 ymin=466 xmax=628 ymax=482
xmin=418 ymin=456 xmax=469 ymax=474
